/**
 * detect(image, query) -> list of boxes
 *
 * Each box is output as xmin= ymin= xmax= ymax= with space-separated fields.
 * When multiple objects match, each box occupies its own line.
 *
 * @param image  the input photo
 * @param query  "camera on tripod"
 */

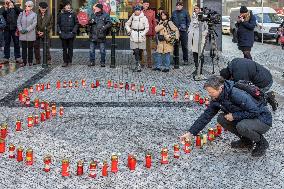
xmin=197 ymin=7 xmax=221 ymax=27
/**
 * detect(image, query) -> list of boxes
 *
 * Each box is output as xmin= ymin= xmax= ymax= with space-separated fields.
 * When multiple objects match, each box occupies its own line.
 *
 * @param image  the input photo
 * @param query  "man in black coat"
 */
xmin=88 ymin=3 xmax=112 ymax=67
xmin=220 ymin=58 xmax=278 ymax=111
xmin=0 ymin=0 xmax=22 ymax=64
xmin=57 ymin=0 xmax=79 ymax=67
xmin=236 ymin=6 xmax=256 ymax=60
xmin=180 ymin=76 xmax=272 ymax=157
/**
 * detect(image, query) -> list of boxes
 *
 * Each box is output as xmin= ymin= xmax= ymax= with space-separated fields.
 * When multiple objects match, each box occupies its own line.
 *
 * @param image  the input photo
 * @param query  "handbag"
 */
xmin=157 ymin=33 xmax=165 ymax=41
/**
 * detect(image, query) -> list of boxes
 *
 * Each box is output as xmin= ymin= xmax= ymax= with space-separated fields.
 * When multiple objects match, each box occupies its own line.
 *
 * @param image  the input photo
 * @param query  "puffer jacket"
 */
xmin=143 ymin=9 xmax=156 ymax=36
xmin=57 ymin=9 xmax=79 ymax=39
xmin=188 ymin=80 xmax=272 ymax=136
xmin=125 ymin=12 xmax=149 ymax=43
xmin=89 ymin=11 xmax=112 ymax=42
xmin=236 ymin=11 xmax=256 ymax=48
xmin=17 ymin=11 xmax=37 ymax=41
xmin=155 ymin=20 xmax=179 ymax=54
xmin=0 ymin=3 xmax=22 ymax=31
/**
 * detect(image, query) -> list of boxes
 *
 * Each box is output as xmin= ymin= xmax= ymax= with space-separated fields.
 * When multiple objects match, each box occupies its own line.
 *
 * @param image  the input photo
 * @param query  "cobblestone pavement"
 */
xmin=0 ymin=35 xmax=283 ymax=189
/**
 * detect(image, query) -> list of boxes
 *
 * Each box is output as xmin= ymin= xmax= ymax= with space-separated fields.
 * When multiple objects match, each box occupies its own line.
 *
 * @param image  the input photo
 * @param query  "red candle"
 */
xmin=27 ymin=116 xmax=34 ymax=128
xmin=217 ymin=124 xmax=222 ymax=135
xmin=102 ymin=161 xmax=108 ymax=177
xmin=183 ymin=138 xmax=191 ymax=154
xmin=51 ymin=104 xmax=57 ymax=116
xmin=9 ymin=144 xmax=16 ymax=158
xmin=26 ymin=148 xmax=33 ymax=166
xmin=107 ymin=80 xmax=112 ymax=89
xmin=0 ymin=138 xmax=5 ymax=153
xmin=36 ymin=84 xmax=40 ymax=92
xmin=131 ymin=84 xmax=135 ymax=91
xmin=173 ymin=89 xmax=178 ymax=99
xmin=45 ymin=109 xmax=51 ymax=120
xmin=96 ymin=80 xmax=100 ymax=88
xmin=82 ymin=79 xmax=86 ymax=87
xmin=75 ymin=80 xmax=79 ymax=88
xmin=125 ymin=82 xmax=129 ymax=90
xmin=46 ymin=82 xmax=51 ymax=89
xmin=17 ymin=146 xmax=23 ymax=162
xmin=129 ymin=156 xmax=137 ymax=171
xmin=111 ymin=155 xmax=118 ymax=173
xmin=89 ymin=161 xmax=97 ymax=178
xmin=184 ymin=91 xmax=189 ymax=100
xmin=173 ymin=144 xmax=180 ymax=159
xmin=119 ymin=82 xmax=124 ymax=89
xmin=208 ymin=128 xmax=215 ymax=141
xmin=145 ymin=153 xmax=152 ymax=169
xmin=114 ymin=83 xmax=118 ymax=89
xmin=56 ymin=80 xmax=61 ymax=89
xmin=41 ymin=83 xmax=45 ymax=91
xmin=18 ymin=93 xmax=23 ymax=103
xmin=16 ymin=120 xmax=22 ymax=131
xmin=77 ymin=160 xmax=84 ymax=176
xmin=62 ymin=159 xmax=70 ymax=177
xmin=59 ymin=106 xmax=64 ymax=117
xmin=161 ymin=88 xmax=166 ymax=96
xmin=199 ymin=97 xmax=204 ymax=105
xmin=43 ymin=156 xmax=51 ymax=172
xmin=34 ymin=98 xmax=39 ymax=108
xmin=41 ymin=112 xmax=46 ymax=122
xmin=25 ymin=97 xmax=30 ymax=107
xmin=69 ymin=80 xmax=73 ymax=88
xmin=194 ymin=93 xmax=200 ymax=102
xmin=45 ymin=102 xmax=50 ymax=111
xmin=196 ymin=134 xmax=201 ymax=148
xmin=23 ymin=88 xmax=29 ymax=97
xmin=63 ymin=81 xmax=67 ymax=88
xmin=40 ymin=101 xmax=45 ymax=109
xmin=151 ymin=86 xmax=156 ymax=95
xmin=34 ymin=115 xmax=39 ymax=125
xmin=29 ymin=86 xmax=33 ymax=93
xmin=140 ymin=85 xmax=145 ymax=92
xmin=91 ymin=82 xmax=95 ymax=89
xmin=214 ymin=128 xmax=218 ymax=138
xmin=0 ymin=124 xmax=8 ymax=139
xmin=161 ymin=148 xmax=169 ymax=164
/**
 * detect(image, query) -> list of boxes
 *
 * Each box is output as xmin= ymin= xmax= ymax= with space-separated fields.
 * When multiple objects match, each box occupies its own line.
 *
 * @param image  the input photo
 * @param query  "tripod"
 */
xmin=199 ymin=24 xmax=220 ymax=74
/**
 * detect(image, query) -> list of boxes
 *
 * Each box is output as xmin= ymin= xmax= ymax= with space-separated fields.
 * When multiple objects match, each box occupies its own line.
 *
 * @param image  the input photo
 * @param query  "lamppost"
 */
xmin=42 ymin=26 xmax=48 ymax=68
xmin=110 ymin=22 xmax=118 ymax=68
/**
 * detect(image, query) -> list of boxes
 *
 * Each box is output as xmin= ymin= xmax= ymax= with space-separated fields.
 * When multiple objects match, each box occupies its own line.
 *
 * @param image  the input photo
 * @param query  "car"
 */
xmin=222 ymin=16 xmax=230 ymax=35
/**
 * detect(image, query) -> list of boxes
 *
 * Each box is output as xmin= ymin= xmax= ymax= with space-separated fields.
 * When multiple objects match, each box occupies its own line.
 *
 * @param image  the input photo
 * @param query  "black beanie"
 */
xmin=95 ymin=3 xmax=103 ymax=10
xmin=39 ymin=2 xmax=48 ymax=9
xmin=220 ymin=68 xmax=231 ymax=80
xmin=240 ymin=6 xmax=248 ymax=13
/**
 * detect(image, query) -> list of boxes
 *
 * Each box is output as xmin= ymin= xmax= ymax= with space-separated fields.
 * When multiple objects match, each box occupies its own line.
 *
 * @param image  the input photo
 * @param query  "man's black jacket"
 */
xmin=228 ymin=58 xmax=272 ymax=89
xmin=188 ymin=81 xmax=272 ymax=136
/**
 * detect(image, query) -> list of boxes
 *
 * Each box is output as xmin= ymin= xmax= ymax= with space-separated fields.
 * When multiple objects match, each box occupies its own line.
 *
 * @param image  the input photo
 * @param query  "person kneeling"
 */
xmin=180 ymin=76 xmax=272 ymax=157
xmin=154 ymin=11 xmax=179 ymax=72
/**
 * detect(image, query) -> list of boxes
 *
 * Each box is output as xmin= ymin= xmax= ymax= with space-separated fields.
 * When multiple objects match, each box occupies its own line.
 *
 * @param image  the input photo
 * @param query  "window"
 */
xmin=255 ymin=13 xmax=282 ymax=24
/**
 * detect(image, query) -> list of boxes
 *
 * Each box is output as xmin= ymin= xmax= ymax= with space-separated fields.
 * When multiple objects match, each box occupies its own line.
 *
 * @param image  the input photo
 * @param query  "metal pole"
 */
xmin=110 ymin=23 xmax=116 ymax=68
xmin=261 ymin=0 xmax=264 ymax=44
xmin=42 ymin=26 xmax=48 ymax=68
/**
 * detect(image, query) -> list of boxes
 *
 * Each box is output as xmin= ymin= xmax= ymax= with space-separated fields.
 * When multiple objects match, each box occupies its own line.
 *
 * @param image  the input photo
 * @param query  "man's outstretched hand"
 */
xmin=179 ymin=132 xmax=193 ymax=144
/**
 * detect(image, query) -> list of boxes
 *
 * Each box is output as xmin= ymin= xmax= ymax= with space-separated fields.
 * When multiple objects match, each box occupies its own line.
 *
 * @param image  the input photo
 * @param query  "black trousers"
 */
xmin=34 ymin=37 xmax=51 ymax=61
xmin=217 ymin=113 xmax=270 ymax=142
xmin=174 ymin=31 xmax=189 ymax=62
xmin=239 ymin=46 xmax=252 ymax=60
xmin=61 ymin=38 xmax=74 ymax=63
xmin=134 ymin=48 xmax=143 ymax=62
xmin=193 ymin=52 xmax=204 ymax=70
xmin=21 ymin=41 xmax=34 ymax=64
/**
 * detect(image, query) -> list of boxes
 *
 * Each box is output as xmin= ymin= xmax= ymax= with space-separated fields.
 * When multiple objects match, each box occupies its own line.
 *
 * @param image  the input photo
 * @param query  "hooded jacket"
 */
xmin=0 ymin=3 xmax=22 ymax=31
xmin=188 ymin=80 xmax=272 ymax=136
xmin=89 ymin=11 xmax=112 ymax=42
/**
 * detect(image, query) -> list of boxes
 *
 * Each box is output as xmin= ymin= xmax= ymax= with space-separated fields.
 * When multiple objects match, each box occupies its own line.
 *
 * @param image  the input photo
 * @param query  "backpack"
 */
xmin=234 ymin=80 xmax=265 ymax=102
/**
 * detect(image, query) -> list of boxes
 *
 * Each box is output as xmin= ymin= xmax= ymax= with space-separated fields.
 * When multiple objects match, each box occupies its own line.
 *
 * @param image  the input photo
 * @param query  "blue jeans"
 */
xmin=3 ymin=30 xmax=21 ymax=59
xmin=156 ymin=52 xmax=171 ymax=69
xmin=90 ymin=41 xmax=106 ymax=64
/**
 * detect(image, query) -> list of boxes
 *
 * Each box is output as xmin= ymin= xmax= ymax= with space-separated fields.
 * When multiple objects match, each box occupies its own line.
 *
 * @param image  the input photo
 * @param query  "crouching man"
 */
xmin=180 ymin=76 xmax=272 ymax=157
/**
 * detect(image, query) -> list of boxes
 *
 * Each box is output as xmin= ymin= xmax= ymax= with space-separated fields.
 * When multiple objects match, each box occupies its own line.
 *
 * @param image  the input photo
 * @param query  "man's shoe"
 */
xmin=88 ymin=61 xmax=95 ymax=67
xmin=62 ymin=62 xmax=68 ymax=67
xmin=183 ymin=61 xmax=189 ymax=65
xmin=152 ymin=68 xmax=161 ymax=71
xmin=15 ymin=58 xmax=23 ymax=64
xmin=36 ymin=59 xmax=41 ymax=65
xmin=101 ymin=64 xmax=106 ymax=67
xmin=231 ymin=137 xmax=254 ymax=149
xmin=251 ymin=136 xmax=269 ymax=157
xmin=162 ymin=69 xmax=170 ymax=73
xmin=28 ymin=62 xmax=33 ymax=66
xmin=266 ymin=91 xmax=278 ymax=111
xmin=3 ymin=59 xmax=9 ymax=64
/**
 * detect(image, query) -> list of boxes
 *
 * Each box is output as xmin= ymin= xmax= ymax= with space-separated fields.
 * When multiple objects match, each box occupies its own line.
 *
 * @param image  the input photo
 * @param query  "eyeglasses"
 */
xmin=26 ymin=5 xmax=32 ymax=7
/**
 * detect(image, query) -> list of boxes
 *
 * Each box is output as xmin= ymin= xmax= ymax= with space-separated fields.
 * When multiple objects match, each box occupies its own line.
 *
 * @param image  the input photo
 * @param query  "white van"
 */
xmin=230 ymin=7 xmax=282 ymax=42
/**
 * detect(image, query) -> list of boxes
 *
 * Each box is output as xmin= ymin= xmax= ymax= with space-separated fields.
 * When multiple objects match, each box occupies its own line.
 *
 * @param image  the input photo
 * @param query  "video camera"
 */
xmin=198 ymin=7 xmax=221 ymax=26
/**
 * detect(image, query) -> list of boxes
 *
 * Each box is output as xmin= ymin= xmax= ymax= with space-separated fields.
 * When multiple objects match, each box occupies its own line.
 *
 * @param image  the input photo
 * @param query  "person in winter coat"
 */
xmin=180 ymin=75 xmax=272 ymax=157
xmin=0 ymin=14 xmax=6 ymax=51
xmin=17 ymin=1 xmax=37 ymax=66
xmin=188 ymin=5 xmax=208 ymax=75
xmin=125 ymin=5 xmax=149 ymax=72
xmin=88 ymin=3 xmax=112 ymax=67
xmin=141 ymin=0 xmax=156 ymax=68
xmin=0 ymin=0 xmax=22 ymax=64
xmin=154 ymin=11 xmax=179 ymax=72
xmin=57 ymin=0 xmax=79 ymax=67
xmin=236 ymin=6 xmax=256 ymax=60
xmin=220 ymin=58 xmax=278 ymax=111
xmin=34 ymin=2 xmax=53 ymax=65
xmin=171 ymin=1 xmax=191 ymax=66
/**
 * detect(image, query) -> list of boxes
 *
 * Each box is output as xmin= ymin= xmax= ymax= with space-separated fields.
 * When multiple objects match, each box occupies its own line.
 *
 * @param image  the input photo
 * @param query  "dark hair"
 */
xmin=158 ymin=7 xmax=164 ymax=10
xmin=204 ymin=75 xmax=225 ymax=90
xmin=176 ymin=1 xmax=184 ymax=6
xmin=160 ymin=11 xmax=169 ymax=19
xmin=219 ymin=68 xmax=231 ymax=80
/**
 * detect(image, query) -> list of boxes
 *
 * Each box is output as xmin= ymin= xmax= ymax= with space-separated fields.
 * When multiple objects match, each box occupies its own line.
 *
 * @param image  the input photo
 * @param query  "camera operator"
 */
xmin=188 ymin=5 xmax=208 ymax=75
xmin=0 ymin=0 xmax=23 ymax=64
xmin=220 ymin=58 xmax=278 ymax=111
xmin=180 ymin=75 xmax=272 ymax=157
xmin=236 ymin=6 xmax=256 ymax=60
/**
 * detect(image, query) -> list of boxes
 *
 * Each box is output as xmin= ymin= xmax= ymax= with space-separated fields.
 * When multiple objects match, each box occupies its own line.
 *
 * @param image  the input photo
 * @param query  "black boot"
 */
xmin=62 ymin=62 xmax=68 ymax=67
xmin=231 ymin=137 xmax=254 ymax=149
xmin=251 ymin=135 xmax=269 ymax=157
xmin=88 ymin=61 xmax=95 ymax=67
xmin=266 ymin=91 xmax=278 ymax=111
